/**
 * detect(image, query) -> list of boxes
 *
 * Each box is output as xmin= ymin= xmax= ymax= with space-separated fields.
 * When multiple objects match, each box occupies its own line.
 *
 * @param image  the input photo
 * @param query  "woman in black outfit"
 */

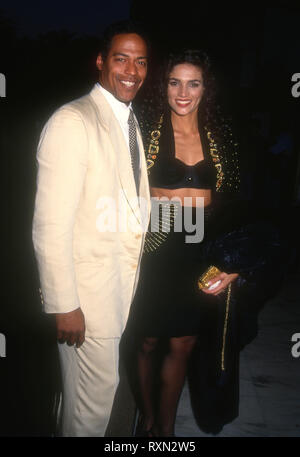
xmin=125 ymin=49 xmax=284 ymax=437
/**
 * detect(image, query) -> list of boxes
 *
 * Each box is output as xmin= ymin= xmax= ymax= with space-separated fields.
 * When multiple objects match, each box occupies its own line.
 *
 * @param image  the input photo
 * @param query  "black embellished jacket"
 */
xmin=138 ymin=109 xmax=241 ymax=197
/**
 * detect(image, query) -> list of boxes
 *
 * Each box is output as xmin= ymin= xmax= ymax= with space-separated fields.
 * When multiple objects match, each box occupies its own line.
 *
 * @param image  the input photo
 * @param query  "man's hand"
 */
xmin=56 ymin=308 xmax=86 ymax=348
xmin=201 ymin=272 xmax=239 ymax=296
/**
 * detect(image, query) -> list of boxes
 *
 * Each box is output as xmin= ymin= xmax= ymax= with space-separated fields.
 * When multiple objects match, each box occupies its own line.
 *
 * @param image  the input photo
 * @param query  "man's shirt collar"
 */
xmin=96 ymin=82 xmax=132 ymax=123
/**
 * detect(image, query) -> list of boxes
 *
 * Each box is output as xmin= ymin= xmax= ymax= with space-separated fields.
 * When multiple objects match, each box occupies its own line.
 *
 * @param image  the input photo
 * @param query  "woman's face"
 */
xmin=167 ymin=63 xmax=204 ymax=116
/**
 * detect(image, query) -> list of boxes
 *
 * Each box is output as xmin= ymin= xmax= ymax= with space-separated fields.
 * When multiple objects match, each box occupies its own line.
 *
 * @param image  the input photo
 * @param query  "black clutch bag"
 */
xmin=201 ymin=219 xmax=285 ymax=290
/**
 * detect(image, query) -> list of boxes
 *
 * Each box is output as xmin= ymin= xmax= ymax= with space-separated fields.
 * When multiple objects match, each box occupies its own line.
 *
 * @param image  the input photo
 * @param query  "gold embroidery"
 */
xmin=205 ymin=127 xmax=224 ymax=192
xmin=146 ymin=114 xmax=164 ymax=174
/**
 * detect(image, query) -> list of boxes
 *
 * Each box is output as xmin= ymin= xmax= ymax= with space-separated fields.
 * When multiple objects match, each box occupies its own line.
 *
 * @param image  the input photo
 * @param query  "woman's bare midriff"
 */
xmin=151 ymin=187 xmax=212 ymax=207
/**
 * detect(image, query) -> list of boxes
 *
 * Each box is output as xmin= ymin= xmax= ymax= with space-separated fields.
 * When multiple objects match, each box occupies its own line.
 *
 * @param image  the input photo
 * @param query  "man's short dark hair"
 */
xmin=99 ymin=19 xmax=150 ymax=61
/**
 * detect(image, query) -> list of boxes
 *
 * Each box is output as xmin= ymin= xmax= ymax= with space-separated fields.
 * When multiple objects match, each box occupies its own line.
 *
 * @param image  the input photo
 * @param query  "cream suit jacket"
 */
xmin=32 ymin=85 xmax=151 ymax=338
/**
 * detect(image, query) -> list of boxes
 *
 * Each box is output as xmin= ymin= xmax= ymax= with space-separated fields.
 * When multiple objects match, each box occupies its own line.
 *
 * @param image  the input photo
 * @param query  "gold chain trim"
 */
xmin=144 ymin=202 xmax=179 ymax=253
xmin=205 ymin=127 xmax=225 ymax=192
xmin=221 ymin=282 xmax=232 ymax=371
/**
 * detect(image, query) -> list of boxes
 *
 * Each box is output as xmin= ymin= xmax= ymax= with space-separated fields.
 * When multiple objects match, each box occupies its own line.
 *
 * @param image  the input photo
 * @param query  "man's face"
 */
xmin=96 ymin=33 xmax=148 ymax=104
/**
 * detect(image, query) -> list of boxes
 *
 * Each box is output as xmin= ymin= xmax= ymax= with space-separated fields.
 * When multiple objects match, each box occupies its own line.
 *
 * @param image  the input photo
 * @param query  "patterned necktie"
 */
xmin=128 ymin=109 xmax=140 ymax=193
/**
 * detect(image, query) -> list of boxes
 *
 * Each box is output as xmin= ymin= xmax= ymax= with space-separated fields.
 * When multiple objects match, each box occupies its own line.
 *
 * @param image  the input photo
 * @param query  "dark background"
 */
xmin=0 ymin=1 xmax=299 ymax=436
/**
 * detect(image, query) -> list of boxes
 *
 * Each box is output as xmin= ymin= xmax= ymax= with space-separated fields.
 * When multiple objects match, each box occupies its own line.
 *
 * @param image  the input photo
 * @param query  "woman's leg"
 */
xmin=156 ymin=335 xmax=198 ymax=436
xmin=137 ymin=337 xmax=159 ymax=432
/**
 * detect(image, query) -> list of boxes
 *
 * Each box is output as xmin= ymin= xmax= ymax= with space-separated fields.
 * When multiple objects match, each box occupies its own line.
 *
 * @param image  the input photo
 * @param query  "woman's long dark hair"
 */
xmin=136 ymin=48 xmax=223 ymax=141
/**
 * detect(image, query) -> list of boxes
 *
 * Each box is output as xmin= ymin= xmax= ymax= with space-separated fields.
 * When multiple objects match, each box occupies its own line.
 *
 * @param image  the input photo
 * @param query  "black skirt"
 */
xmin=127 ymin=198 xmax=286 ymax=339
xmin=127 ymin=204 xmax=222 ymax=337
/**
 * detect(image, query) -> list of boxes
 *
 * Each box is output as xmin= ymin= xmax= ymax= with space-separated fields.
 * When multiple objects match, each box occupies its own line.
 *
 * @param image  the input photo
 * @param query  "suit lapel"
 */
xmin=89 ymin=85 xmax=145 ymax=227
xmin=136 ymin=124 xmax=151 ymax=222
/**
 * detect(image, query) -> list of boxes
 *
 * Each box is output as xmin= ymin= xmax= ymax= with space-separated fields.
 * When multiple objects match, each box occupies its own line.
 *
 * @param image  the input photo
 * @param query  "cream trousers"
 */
xmin=57 ymin=337 xmax=120 ymax=437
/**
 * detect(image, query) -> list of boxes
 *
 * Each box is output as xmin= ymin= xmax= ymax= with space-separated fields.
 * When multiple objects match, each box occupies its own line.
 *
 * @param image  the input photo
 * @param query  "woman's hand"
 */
xmin=201 ymin=272 xmax=239 ymax=296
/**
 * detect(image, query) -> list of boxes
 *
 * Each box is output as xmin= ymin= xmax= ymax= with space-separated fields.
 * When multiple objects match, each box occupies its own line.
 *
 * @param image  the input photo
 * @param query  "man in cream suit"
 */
xmin=32 ymin=21 xmax=151 ymax=436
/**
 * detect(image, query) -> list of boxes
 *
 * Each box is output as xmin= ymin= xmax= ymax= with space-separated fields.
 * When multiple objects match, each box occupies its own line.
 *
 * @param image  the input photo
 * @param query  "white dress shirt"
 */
xmin=97 ymin=82 xmax=139 ymax=156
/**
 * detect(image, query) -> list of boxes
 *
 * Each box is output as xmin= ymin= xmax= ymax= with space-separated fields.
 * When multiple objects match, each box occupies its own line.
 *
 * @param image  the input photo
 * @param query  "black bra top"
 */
xmin=150 ymin=156 xmax=216 ymax=190
xmin=149 ymin=112 xmax=216 ymax=190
